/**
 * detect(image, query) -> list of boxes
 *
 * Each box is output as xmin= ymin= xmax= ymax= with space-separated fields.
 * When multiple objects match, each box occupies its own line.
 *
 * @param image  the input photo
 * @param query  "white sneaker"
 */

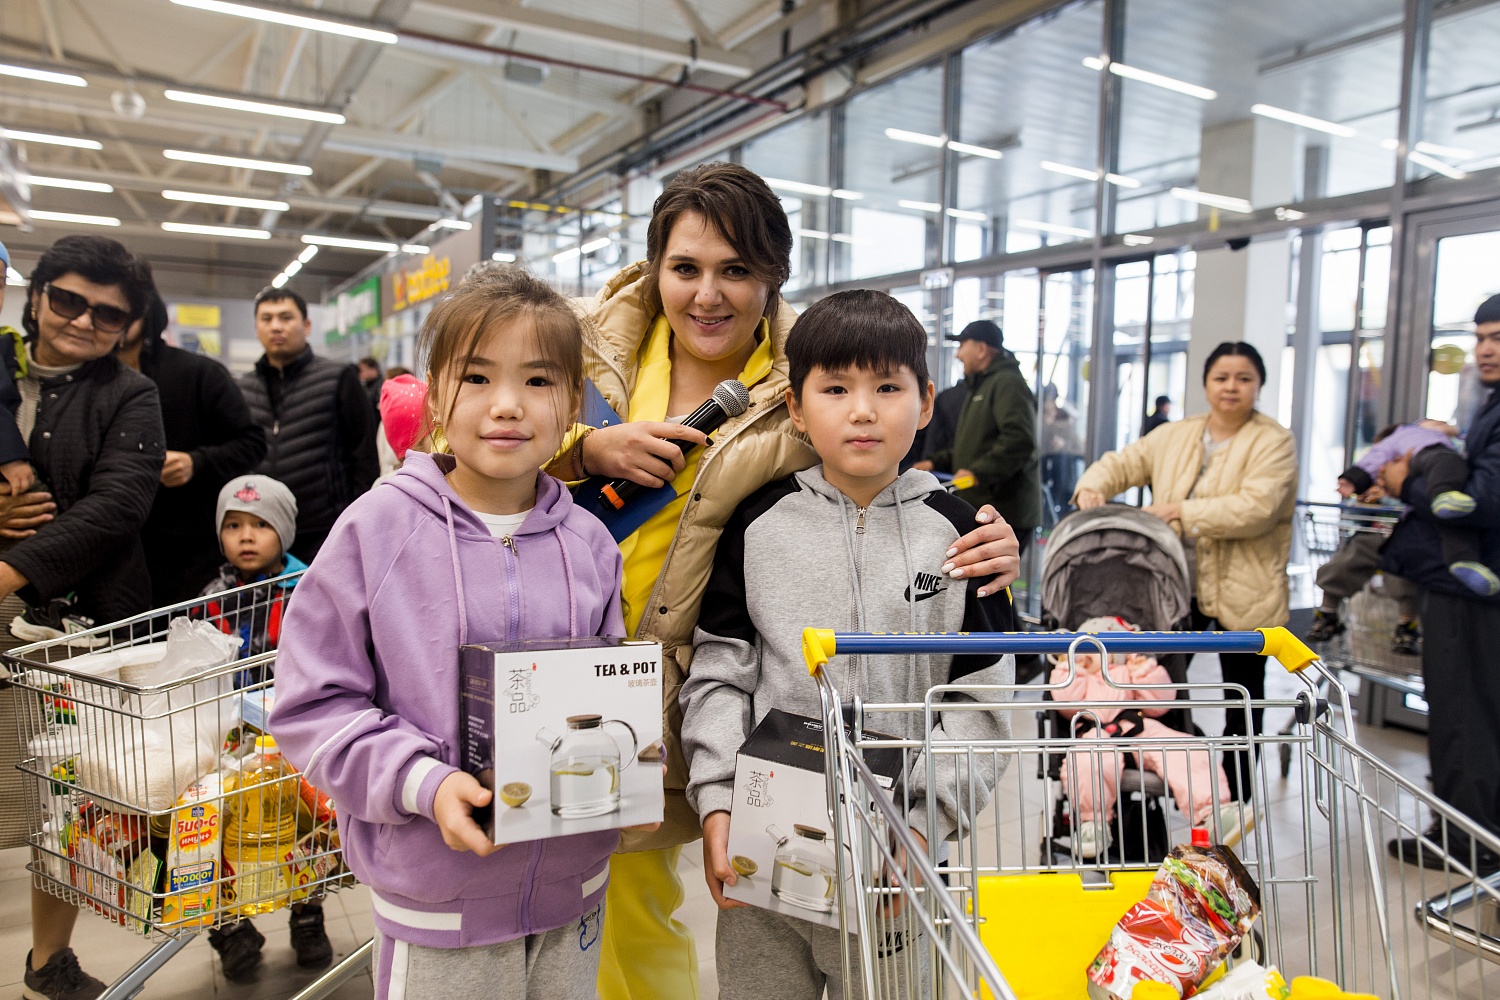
xmin=1074 ymin=820 xmax=1113 ymax=859
xmin=9 ymin=612 xmax=107 ymax=649
xmin=1208 ymin=802 xmax=1255 ymax=848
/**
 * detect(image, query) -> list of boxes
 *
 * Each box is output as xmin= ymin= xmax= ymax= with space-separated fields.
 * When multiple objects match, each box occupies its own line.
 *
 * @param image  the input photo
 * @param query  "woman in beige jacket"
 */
xmin=1074 ymin=342 xmax=1297 ymax=798
xmin=548 ymin=162 xmax=1023 ymax=1000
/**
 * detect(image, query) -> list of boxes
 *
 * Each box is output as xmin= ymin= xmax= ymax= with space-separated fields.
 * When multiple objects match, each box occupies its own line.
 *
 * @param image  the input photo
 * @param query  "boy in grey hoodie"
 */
xmin=680 ymin=290 xmax=1016 ymax=1000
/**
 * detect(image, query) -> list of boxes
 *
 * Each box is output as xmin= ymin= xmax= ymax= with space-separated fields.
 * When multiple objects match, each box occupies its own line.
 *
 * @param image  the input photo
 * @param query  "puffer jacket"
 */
xmin=572 ymin=262 xmax=817 ymax=850
xmin=1071 ymin=411 xmax=1297 ymax=629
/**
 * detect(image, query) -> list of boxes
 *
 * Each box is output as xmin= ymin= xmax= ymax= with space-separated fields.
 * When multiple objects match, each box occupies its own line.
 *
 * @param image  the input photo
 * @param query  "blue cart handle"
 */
xmin=801 ymin=627 xmax=1317 ymax=676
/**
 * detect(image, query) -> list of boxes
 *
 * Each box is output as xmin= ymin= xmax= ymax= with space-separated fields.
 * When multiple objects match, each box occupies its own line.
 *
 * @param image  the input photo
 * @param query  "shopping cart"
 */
xmin=801 ymin=626 xmax=1500 ymax=999
xmin=4 ymin=573 xmax=372 ymax=1000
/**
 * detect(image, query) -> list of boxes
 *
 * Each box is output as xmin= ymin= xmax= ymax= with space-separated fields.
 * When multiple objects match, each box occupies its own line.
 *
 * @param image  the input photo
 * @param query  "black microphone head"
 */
xmin=712 ymin=380 xmax=751 ymax=417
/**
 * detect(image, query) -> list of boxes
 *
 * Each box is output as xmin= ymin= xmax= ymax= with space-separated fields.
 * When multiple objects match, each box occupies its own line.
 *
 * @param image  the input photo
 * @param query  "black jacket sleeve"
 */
xmin=5 ymin=378 xmax=165 ymax=598
xmin=188 ymin=360 xmax=266 ymax=486
xmin=335 ymin=365 xmax=379 ymax=499
xmin=0 ymin=374 xmax=28 ymax=466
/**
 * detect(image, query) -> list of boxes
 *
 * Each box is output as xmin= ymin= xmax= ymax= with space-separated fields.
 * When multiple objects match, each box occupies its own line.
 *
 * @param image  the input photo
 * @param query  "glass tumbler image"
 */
xmin=537 ymin=715 xmax=638 ymax=819
xmin=768 ymin=823 xmax=837 ymax=913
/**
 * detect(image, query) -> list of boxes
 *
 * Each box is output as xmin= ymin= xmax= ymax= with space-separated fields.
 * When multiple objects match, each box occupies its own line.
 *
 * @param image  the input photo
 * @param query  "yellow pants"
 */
xmin=597 ymin=846 xmax=700 ymax=1000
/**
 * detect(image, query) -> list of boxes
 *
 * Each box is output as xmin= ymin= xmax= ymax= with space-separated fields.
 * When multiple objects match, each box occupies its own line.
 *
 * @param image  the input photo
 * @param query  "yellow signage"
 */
xmin=392 ymin=255 xmax=451 ymax=312
xmin=175 ymin=303 xmax=221 ymax=328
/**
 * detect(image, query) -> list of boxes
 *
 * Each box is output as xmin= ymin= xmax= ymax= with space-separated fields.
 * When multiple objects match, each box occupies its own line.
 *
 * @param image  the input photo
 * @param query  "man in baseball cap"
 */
xmin=915 ymin=319 xmax=1041 ymax=552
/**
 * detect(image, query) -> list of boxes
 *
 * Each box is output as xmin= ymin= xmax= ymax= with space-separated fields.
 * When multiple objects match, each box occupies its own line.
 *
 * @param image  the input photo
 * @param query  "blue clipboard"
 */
xmin=572 ymin=379 xmax=683 ymax=541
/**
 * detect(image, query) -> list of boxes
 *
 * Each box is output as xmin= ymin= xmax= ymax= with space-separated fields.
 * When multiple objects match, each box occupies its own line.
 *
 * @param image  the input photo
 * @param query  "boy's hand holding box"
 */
xmin=460 ymin=637 xmax=665 ymax=843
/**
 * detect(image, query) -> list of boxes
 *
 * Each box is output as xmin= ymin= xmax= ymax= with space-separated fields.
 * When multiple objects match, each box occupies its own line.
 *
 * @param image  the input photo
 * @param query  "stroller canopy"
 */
xmin=1041 ymin=505 xmax=1191 ymax=631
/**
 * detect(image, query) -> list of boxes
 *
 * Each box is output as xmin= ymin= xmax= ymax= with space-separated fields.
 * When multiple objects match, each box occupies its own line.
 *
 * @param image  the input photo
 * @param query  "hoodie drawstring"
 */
xmin=440 ymin=495 xmax=469 ymax=646
xmin=556 ymin=530 xmax=579 ymax=637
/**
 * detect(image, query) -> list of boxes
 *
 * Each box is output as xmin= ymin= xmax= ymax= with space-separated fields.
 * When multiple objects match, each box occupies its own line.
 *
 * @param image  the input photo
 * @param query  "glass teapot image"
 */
xmin=536 ymin=714 xmax=638 ymax=819
xmin=767 ymin=823 xmax=837 ymax=912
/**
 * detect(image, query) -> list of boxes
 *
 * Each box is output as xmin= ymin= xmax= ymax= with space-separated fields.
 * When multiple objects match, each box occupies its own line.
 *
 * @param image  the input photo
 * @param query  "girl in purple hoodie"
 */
xmin=269 ymin=266 xmax=630 ymax=1000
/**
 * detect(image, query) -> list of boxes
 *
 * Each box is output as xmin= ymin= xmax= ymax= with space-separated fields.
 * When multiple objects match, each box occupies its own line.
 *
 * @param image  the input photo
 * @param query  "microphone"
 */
xmin=599 ymin=379 xmax=751 ymax=511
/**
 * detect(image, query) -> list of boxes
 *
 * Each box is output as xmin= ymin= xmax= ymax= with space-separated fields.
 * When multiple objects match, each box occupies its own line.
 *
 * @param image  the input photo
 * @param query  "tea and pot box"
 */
xmin=459 ymin=638 xmax=665 ymax=844
xmin=722 ymin=708 xmax=903 ymax=929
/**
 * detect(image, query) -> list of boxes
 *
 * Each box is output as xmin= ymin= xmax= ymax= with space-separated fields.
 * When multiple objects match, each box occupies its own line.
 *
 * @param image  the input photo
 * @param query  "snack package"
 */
xmin=1087 ymin=838 xmax=1261 ymax=999
xmin=1192 ymin=962 xmax=1290 ymax=999
xmin=67 ymin=804 xmax=160 ymax=934
xmin=160 ymin=773 xmax=224 ymax=928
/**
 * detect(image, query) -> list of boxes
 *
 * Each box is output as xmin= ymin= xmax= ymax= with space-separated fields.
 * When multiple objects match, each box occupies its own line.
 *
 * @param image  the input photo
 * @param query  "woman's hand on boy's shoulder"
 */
xmin=434 ymin=771 xmax=505 ymax=856
xmin=942 ymin=505 xmax=1020 ymax=598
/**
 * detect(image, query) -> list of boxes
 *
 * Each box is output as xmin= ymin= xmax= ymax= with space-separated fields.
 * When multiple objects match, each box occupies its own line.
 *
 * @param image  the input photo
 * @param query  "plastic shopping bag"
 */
xmin=76 ymin=618 xmax=243 ymax=813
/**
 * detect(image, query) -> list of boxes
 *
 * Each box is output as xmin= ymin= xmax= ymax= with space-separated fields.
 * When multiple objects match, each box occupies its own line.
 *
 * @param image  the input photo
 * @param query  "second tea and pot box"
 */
xmin=723 ymin=708 xmax=903 ymax=929
xmin=460 ymin=637 xmax=665 ymax=843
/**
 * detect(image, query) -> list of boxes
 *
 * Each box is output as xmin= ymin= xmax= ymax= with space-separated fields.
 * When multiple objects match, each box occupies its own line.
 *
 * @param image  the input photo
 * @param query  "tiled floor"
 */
xmin=2 ymin=653 xmax=1491 ymax=999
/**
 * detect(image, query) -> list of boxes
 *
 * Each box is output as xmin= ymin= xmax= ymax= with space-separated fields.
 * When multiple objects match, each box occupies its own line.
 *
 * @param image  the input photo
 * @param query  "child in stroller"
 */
xmin=1051 ymin=615 xmax=1247 ymax=859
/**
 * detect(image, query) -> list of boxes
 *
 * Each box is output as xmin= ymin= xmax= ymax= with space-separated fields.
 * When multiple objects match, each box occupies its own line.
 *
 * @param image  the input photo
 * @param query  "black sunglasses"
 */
xmin=43 ymin=283 xmax=133 ymax=335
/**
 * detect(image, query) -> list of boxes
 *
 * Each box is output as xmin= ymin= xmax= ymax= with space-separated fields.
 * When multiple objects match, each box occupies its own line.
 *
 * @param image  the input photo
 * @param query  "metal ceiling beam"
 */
xmin=669 ymin=0 xmax=720 ymax=47
xmin=407 ymin=0 xmax=754 ymax=78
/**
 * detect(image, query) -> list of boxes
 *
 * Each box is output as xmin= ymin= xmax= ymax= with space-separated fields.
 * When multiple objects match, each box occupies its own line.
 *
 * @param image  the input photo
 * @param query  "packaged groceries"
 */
xmin=222 ymin=736 xmax=303 ymax=916
xmin=160 ymin=773 xmax=224 ymax=928
xmin=67 ymin=805 xmax=160 ymax=934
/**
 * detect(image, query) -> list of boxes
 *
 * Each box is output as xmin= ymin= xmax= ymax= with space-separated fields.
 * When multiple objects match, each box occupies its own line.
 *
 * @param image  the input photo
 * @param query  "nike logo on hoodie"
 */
xmin=905 ymin=571 xmax=948 ymax=602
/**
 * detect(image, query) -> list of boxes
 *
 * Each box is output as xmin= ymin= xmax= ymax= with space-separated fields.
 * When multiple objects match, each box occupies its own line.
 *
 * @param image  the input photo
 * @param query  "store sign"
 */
xmin=175 ymin=303 xmax=221 ymax=328
xmin=392 ymin=255 xmax=451 ymax=312
xmin=331 ymin=275 xmax=381 ymax=342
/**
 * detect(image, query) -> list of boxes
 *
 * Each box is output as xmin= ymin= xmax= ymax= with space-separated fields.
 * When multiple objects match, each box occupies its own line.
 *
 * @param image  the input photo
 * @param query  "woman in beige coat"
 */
xmin=1074 ymin=342 xmax=1297 ymax=799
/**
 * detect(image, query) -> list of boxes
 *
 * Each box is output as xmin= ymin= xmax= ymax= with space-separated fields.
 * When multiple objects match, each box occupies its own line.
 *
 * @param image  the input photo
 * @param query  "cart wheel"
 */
xmin=1279 ymin=741 xmax=1292 ymax=779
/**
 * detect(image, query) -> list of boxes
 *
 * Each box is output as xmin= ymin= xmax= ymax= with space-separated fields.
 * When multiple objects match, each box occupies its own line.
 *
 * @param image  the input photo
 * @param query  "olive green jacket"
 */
xmin=928 ymin=351 xmax=1042 ymax=530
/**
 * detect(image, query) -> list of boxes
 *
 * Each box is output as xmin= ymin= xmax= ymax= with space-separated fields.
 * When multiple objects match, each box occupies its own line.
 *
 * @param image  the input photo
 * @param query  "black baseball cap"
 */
xmin=945 ymin=320 xmax=1003 ymax=349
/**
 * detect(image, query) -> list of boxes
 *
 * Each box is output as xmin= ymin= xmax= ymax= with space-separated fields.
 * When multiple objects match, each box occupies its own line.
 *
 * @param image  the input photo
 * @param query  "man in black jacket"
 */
xmin=0 ymin=234 xmax=163 ymax=1000
xmin=241 ymin=287 xmax=377 ymax=562
xmin=1381 ymin=293 xmax=1500 ymax=874
xmin=116 ymin=284 xmax=267 ymax=604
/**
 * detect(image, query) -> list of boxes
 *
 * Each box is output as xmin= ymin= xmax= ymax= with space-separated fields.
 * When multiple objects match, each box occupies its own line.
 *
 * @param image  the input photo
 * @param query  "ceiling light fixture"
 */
xmin=1379 ymin=138 xmax=1477 ymax=160
xmin=271 ymin=273 xmax=289 ymax=288
xmin=833 ymin=189 xmax=863 ymax=200
xmin=26 ymin=176 xmax=113 ymax=193
xmin=795 ymin=229 xmax=830 ymax=240
xmin=297 ymin=245 xmax=319 ymax=263
xmin=765 ymin=177 xmax=831 ymax=197
xmin=580 ymin=237 xmax=611 ymax=254
xmin=1083 ymin=56 xmax=1217 ymax=101
xmin=492 ymin=251 xmax=517 ymax=262
xmin=948 ymin=141 xmax=1003 ymax=160
xmin=897 ymin=199 xmax=942 ymax=213
xmin=946 ymin=208 xmax=989 ymax=222
xmin=163 ymin=149 xmax=312 ymax=175
xmin=1251 ymin=104 xmax=1357 ymax=138
xmin=0 ymin=63 xmax=87 ymax=87
xmin=1 ymin=129 xmax=102 ymax=150
xmin=1123 ymin=234 xmax=1156 ymax=246
xmin=1409 ymin=150 xmax=1468 ymax=180
xmin=435 ymin=218 xmax=473 ymax=230
xmin=162 ymin=189 xmax=290 ymax=211
xmin=302 ymin=234 xmax=399 ymax=252
xmin=1038 ymin=160 xmax=1141 ymax=188
xmin=161 ymin=222 xmax=272 ymax=239
xmin=1011 ymin=219 xmax=1093 ymax=238
xmin=170 ymin=0 xmax=397 ymax=43
xmin=884 ymin=128 xmax=947 ymax=148
xmin=830 ymin=233 xmax=861 ymax=245
xmin=554 ymin=247 xmax=581 ymax=263
xmin=401 ymin=244 xmax=430 ymax=254
xmin=30 ymin=210 xmax=120 ymax=226
xmin=165 ymin=89 xmax=345 ymax=124
xmin=1170 ymin=187 xmax=1254 ymax=213
xmin=283 ymin=259 xmax=303 ymax=276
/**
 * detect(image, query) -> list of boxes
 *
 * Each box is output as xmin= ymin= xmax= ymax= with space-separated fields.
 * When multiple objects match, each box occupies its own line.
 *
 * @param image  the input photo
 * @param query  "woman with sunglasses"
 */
xmin=0 ymin=234 xmax=165 ymax=1000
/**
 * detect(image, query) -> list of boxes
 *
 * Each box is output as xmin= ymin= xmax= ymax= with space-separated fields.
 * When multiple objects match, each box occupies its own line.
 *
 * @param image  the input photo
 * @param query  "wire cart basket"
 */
xmin=4 ymin=572 xmax=372 ymax=1000
xmin=800 ymin=626 xmax=1500 ymax=999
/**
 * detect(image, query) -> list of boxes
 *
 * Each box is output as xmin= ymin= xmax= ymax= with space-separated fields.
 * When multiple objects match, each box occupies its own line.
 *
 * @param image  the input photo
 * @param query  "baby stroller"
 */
xmin=1037 ymin=505 xmax=1196 ymax=865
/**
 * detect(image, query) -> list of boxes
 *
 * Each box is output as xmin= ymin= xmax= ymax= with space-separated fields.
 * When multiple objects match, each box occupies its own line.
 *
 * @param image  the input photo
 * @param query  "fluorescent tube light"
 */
xmin=162 ymin=189 xmax=290 ymax=211
xmin=435 ymin=218 xmax=472 ymax=230
xmin=830 ymin=233 xmax=861 ymax=245
xmin=283 ymin=259 xmax=303 ymax=276
xmin=1409 ymin=150 xmax=1468 ymax=180
xmin=1011 ymin=219 xmax=1092 ymax=238
xmin=1082 ymin=56 xmax=1217 ymax=101
xmin=297 ymin=245 xmax=319 ymax=263
xmin=1380 ymin=138 xmax=1478 ymax=160
xmin=492 ymin=251 xmax=516 ymax=262
xmin=170 ymin=0 xmax=397 ymax=44
xmin=1170 ymin=187 xmax=1253 ymax=213
xmin=897 ymin=199 xmax=941 ymax=213
xmin=165 ymin=89 xmax=345 ymax=124
xmin=163 ymin=149 xmax=312 ymax=175
xmin=832 ymin=189 xmax=863 ymax=200
xmin=795 ymin=229 xmax=829 ymax=240
xmin=271 ymin=273 xmax=289 ymax=288
xmin=401 ymin=244 xmax=430 ymax=254
xmin=0 ymin=63 xmax=86 ymax=87
xmin=948 ymin=141 xmax=1003 ymax=160
xmin=946 ymin=208 xmax=988 ymax=222
xmin=2 ymin=129 xmax=102 ymax=150
xmin=1251 ymin=104 xmax=1356 ymax=138
xmin=554 ymin=247 xmax=581 ymax=263
xmin=1107 ymin=173 xmax=1142 ymax=189
xmin=764 ymin=177 xmax=831 ymax=197
xmin=1123 ymin=234 xmax=1156 ymax=246
xmin=1040 ymin=160 xmax=1099 ymax=181
xmin=885 ymin=128 xmax=947 ymax=148
xmin=581 ymin=237 xmax=611 ymax=254
xmin=30 ymin=210 xmax=120 ymax=226
xmin=161 ymin=222 xmax=271 ymax=239
xmin=302 ymin=234 xmax=398 ymax=252
xmin=27 ymin=176 xmax=113 ymax=193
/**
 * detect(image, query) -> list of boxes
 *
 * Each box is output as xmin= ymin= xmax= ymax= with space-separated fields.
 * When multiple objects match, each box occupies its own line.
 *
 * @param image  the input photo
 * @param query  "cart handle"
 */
xmin=802 ymin=626 xmax=1317 ymax=675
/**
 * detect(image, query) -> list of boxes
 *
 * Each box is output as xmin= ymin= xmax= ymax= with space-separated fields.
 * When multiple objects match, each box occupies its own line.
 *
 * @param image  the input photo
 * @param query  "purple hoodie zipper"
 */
xmin=500 ymin=532 xmax=544 ymax=933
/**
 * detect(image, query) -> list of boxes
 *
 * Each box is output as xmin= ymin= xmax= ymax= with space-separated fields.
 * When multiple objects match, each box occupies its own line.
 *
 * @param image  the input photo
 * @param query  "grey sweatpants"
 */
xmin=372 ymin=903 xmax=604 ymax=1000
xmin=716 ymin=905 xmax=928 ymax=1000
xmin=1315 ymin=530 xmax=1419 ymax=618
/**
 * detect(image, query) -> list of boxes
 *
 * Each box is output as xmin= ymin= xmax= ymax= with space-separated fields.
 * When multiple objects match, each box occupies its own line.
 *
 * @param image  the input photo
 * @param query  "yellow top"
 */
xmin=619 ymin=314 xmax=773 ymax=635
